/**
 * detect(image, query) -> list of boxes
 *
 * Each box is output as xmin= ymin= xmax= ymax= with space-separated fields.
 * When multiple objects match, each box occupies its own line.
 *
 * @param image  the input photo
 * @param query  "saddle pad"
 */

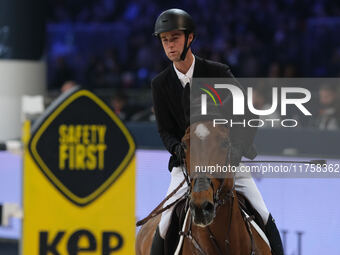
xmin=241 ymin=209 xmax=271 ymax=250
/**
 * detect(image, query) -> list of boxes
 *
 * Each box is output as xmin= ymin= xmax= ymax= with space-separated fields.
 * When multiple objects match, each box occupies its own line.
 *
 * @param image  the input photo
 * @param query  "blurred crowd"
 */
xmin=59 ymin=80 xmax=340 ymax=130
xmin=252 ymin=84 xmax=340 ymax=130
xmin=48 ymin=0 xmax=340 ymax=130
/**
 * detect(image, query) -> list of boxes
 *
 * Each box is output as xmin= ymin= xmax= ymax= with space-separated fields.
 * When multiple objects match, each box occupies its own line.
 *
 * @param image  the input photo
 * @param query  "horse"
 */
xmin=136 ymin=120 xmax=271 ymax=255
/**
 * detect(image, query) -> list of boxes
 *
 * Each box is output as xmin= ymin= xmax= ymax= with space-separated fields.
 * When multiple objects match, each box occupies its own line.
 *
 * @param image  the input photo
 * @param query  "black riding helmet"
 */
xmin=154 ymin=9 xmax=195 ymax=61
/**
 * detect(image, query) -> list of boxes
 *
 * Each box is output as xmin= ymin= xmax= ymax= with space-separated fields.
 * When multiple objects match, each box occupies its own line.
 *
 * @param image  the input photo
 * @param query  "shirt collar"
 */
xmin=173 ymin=54 xmax=195 ymax=87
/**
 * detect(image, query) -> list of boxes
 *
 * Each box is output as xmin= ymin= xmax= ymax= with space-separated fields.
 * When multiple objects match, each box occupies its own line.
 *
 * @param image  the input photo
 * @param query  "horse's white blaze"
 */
xmin=194 ymin=124 xmax=210 ymax=140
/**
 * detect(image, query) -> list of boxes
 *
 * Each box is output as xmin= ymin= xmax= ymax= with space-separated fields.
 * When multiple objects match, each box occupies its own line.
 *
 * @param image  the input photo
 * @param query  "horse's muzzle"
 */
xmin=189 ymin=200 xmax=215 ymax=227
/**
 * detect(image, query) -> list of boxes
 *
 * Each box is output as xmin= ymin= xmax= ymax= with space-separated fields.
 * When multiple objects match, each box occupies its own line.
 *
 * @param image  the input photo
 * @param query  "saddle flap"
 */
xmin=237 ymin=191 xmax=265 ymax=231
xmin=237 ymin=192 xmax=271 ymax=250
xmin=164 ymin=199 xmax=187 ymax=255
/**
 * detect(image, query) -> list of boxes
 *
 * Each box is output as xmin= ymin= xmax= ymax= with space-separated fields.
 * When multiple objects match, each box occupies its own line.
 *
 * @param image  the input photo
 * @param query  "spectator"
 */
xmin=61 ymin=80 xmax=79 ymax=93
xmin=110 ymin=91 xmax=141 ymax=121
xmin=130 ymin=106 xmax=155 ymax=122
xmin=313 ymin=85 xmax=339 ymax=130
xmin=52 ymin=56 xmax=75 ymax=90
xmin=267 ymin=62 xmax=281 ymax=78
xmin=252 ymin=88 xmax=281 ymax=128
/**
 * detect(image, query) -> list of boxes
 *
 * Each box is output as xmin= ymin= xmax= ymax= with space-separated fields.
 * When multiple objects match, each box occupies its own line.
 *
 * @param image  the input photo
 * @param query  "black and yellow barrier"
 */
xmin=22 ymin=88 xmax=136 ymax=254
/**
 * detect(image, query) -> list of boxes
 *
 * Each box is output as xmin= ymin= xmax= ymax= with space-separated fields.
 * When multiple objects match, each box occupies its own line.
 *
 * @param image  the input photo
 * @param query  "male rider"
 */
xmin=150 ymin=8 xmax=284 ymax=255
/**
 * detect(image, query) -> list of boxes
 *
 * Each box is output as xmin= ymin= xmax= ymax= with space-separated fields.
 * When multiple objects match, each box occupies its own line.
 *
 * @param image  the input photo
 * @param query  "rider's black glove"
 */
xmin=243 ymin=145 xmax=257 ymax=160
xmin=229 ymin=145 xmax=243 ymax=167
xmin=172 ymin=142 xmax=186 ymax=166
xmin=229 ymin=144 xmax=257 ymax=167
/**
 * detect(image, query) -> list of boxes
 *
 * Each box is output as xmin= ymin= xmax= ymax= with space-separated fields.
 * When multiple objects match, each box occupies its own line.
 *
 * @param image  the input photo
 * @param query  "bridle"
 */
xmin=180 ymin=137 xmax=256 ymax=255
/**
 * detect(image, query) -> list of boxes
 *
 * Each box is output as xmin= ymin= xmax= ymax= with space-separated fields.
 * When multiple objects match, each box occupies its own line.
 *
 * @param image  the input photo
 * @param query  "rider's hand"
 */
xmin=243 ymin=145 xmax=257 ymax=160
xmin=229 ymin=145 xmax=243 ymax=167
xmin=229 ymin=144 xmax=257 ymax=166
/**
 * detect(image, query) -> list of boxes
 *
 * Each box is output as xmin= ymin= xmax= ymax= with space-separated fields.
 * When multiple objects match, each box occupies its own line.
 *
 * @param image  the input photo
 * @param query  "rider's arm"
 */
xmin=151 ymin=80 xmax=181 ymax=155
xmin=219 ymin=65 xmax=258 ymax=159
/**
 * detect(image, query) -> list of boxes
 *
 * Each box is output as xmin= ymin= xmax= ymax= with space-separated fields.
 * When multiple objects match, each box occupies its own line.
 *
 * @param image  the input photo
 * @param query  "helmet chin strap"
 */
xmin=180 ymin=32 xmax=194 ymax=61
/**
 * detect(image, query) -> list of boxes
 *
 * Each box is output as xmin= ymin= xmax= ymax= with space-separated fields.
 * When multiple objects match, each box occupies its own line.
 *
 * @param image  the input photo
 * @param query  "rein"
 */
xmin=179 ymin=174 xmax=238 ymax=255
xmin=136 ymin=179 xmax=187 ymax=227
xmin=136 ymin=157 xmax=192 ymax=227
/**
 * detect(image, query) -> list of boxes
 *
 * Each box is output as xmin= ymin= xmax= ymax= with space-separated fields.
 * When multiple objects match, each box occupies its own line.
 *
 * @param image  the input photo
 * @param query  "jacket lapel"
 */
xmin=169 ymin=64 xmax=184 ymax=94
xmin=166 ymin=64 xmax=187 ymax=129
xmin=166 ymin=57 xmax=206 ymax=127
xmin=193 ymin=56 xmax=206 ymax=78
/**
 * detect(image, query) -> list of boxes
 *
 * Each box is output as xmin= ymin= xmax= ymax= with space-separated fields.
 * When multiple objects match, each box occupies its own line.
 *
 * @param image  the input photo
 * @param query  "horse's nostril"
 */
xmin=189 ymin=201 xmax=196 ymax=214
xmin=202 ymin=201 xmax=214 ymax=213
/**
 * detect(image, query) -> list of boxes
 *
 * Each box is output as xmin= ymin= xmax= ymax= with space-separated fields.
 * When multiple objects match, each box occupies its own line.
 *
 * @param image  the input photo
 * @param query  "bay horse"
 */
xmin=136 ymin=120 xmax=271 ymax=255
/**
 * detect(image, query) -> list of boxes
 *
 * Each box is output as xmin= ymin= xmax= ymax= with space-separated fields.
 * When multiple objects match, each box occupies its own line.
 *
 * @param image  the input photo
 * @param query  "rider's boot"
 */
xmin=150 ymin=226 xmax=164 ymax=255
xmin=265 ymin=214 xmax=284 ymax=255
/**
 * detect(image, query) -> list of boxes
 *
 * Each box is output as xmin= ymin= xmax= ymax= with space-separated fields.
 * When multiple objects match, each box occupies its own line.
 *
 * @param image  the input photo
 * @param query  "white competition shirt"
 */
xmin=173 ymin=55 xmax=195 ymax=87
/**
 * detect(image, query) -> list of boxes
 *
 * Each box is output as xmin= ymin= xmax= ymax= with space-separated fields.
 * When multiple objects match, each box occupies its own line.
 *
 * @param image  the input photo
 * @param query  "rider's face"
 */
xmin=160 ymin=30 xmax=192 ymax=62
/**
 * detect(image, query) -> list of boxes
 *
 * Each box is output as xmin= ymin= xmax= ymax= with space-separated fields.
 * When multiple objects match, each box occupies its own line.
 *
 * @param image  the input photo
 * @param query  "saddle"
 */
xmin=237 ymin=192 xmax=266 ymax=231
xmin=163 ymin=192 xmax=266 ymax=254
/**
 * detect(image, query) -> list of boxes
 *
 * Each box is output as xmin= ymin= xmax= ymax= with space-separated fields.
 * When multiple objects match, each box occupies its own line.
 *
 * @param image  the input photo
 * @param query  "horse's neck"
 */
xmin=209 ymin=190 xmax=252 ymax=253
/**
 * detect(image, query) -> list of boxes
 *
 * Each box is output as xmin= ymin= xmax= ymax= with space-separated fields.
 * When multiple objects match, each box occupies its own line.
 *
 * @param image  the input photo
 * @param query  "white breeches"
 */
xmin=158 ymin=166 xmax=269 ymax=238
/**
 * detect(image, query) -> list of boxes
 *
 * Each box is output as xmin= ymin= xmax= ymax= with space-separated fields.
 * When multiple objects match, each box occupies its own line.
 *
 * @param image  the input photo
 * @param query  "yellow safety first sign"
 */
xmin=22 ymin=89 xmax=136 ymax=254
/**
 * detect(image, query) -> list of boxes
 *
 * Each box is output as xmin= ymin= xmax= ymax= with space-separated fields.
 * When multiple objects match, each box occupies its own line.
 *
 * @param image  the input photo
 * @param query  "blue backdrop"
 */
xmin=1 ymin=150 xmax=340 ymax=254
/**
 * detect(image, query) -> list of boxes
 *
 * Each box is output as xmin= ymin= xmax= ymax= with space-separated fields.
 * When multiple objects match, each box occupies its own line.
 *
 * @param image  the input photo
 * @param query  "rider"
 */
xmin=150 ymin=8 xmax=284 ymax=255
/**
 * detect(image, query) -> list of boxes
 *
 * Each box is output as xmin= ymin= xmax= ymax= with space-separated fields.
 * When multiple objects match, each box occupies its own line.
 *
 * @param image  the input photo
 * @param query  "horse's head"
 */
xmin=182 ymin=121 xmax=234 ymax=227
